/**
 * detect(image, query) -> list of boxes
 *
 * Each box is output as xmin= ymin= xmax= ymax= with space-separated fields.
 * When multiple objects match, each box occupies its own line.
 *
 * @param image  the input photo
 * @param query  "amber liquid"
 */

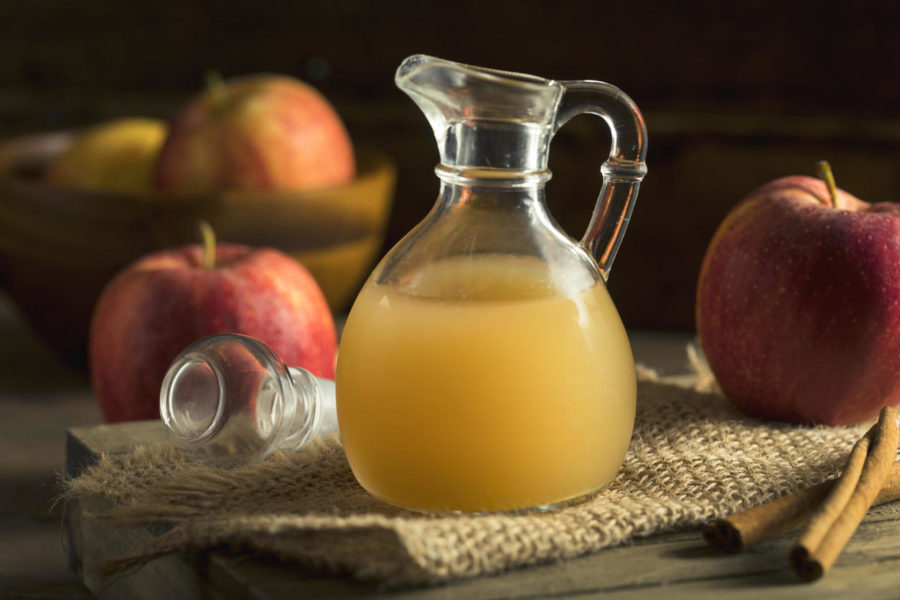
xmin=335 ymin=255 xmax=635 ymax=512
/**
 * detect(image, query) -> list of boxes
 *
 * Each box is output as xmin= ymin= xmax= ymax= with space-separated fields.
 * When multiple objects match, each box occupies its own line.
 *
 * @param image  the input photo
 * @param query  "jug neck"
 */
xmin=435 ymin=161 xmax=552 ymax=193
xmin=438 ymin=120 xmax=553 ymax=174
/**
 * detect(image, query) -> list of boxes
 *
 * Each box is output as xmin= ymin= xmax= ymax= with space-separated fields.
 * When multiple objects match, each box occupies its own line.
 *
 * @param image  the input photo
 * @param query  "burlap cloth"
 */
xmin=63 ymin=356 xmax=869 ymax=584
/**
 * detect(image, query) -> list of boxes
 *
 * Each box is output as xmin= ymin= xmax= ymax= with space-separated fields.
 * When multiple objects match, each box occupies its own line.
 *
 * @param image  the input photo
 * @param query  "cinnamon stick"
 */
xmin=789 ymin=406 xmax=900 ymax=581
xmin=702 ymin=460 xmax=900 ymax=554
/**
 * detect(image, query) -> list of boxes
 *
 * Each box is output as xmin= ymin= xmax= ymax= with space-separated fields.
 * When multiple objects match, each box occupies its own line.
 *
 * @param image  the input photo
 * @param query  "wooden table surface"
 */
xmin=5 ymin=290 xmax=900 ymax=599
xmin=0 ymin=293 xmax=97 ymax=599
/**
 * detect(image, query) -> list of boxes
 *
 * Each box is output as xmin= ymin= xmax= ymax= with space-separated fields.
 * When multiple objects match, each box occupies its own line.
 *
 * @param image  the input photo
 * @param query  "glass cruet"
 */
xmin=335 ymin=54 xmax=648 ymax=513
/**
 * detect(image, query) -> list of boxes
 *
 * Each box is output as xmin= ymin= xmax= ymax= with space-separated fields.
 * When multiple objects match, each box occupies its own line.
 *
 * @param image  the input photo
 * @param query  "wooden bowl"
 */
xmin=0 ymin=130 xmax=395 ymax=368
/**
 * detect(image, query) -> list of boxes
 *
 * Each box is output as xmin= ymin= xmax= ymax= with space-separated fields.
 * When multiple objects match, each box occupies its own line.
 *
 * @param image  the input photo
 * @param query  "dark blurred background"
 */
xmin=2 ymin=5 xmax=900 ymax=594
xmin=2 ymin=0 xmax=899 ymax=334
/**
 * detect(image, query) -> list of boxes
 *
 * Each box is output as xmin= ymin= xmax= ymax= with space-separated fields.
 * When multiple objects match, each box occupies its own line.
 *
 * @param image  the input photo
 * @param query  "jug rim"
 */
xmin=396 ymin=54 xmax=557 ymax=91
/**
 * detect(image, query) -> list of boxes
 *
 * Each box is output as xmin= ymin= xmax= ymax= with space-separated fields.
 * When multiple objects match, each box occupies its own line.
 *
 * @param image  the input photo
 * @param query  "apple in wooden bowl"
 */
xmin=0 ymin=79 xmax=394 ymax=368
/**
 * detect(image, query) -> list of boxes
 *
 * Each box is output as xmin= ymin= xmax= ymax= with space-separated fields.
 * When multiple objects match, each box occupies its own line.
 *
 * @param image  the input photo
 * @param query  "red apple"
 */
xmin=89 ymin=224 xmax=337 ymax=422
xmin=154 ymin=74 xmax=355 ymax=193
xmin=696 ymin=163 xmax=900 ymax=425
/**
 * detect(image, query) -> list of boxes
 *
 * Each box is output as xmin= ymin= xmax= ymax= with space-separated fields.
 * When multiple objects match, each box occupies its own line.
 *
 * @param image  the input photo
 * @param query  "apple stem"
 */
xmin=199 ymin=220 xmax=216 ymax=269
xmin=816 ymin=161 xmax=841 ymax=209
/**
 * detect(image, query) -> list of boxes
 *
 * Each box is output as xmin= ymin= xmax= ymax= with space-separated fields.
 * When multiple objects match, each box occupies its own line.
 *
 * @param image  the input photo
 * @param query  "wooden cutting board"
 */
xmin=64 ymin=421 xmax=900 ymax=599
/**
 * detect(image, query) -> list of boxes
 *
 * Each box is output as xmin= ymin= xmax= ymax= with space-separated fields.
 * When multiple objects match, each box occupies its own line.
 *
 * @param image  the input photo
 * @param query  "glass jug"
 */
xmin=336 ymin=55 xmax=647 ymax=513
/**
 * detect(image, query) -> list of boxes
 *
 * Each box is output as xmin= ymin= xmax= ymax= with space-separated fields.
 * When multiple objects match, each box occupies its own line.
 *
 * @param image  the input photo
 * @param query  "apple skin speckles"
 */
xmin=697 ymin=174 xmax=900 ymax=425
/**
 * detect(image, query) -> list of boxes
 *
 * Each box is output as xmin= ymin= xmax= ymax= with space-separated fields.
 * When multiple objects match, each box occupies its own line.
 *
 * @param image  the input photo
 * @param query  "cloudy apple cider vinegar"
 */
xmin=335 ymin=254 xmax=636 ymax=513
xmin=335 ymin=53 xmax=648 ymax=513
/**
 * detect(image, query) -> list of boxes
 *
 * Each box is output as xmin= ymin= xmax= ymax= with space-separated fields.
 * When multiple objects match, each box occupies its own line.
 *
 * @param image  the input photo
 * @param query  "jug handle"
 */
xmin=554 ymin=81 xmax=648 ymax=280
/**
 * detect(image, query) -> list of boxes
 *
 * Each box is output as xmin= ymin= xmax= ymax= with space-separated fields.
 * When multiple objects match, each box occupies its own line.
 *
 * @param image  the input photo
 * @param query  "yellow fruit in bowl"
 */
xmin=45 ymin=118 xmax=167 ymax=194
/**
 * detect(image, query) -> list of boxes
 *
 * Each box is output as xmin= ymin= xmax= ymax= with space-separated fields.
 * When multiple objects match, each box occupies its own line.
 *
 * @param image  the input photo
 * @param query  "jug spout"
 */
xmin=396 ymin=54 xmax=563 ymax=173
